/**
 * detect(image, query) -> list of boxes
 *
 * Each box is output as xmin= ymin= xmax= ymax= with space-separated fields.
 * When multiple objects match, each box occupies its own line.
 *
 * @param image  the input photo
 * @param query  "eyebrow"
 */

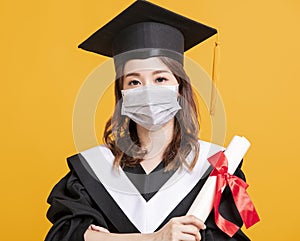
xmin=124 ymin=72 xmax=141 ymax=78
xmin=124 ymin=70 xmax=171 ymax=78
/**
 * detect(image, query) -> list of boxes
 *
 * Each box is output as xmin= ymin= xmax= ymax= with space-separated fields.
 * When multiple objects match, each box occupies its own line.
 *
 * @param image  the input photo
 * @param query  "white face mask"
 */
xmin=121 ymin=85 xmax=181 ymax=131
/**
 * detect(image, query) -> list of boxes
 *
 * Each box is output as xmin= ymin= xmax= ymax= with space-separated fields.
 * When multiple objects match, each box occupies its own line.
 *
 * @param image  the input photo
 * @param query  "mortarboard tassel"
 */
xmin=210 ymin=34 xmax=220 ymax=116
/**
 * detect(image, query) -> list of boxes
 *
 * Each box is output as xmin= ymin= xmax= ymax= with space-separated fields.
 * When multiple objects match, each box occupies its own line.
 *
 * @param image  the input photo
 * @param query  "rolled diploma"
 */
xmin=187 ymin=135 xmax=251 ymax=222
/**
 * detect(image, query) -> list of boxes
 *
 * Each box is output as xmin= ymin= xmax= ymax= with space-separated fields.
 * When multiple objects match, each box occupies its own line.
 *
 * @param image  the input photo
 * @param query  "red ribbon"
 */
xmin=208 ymin=151 xmax=260 ymax=237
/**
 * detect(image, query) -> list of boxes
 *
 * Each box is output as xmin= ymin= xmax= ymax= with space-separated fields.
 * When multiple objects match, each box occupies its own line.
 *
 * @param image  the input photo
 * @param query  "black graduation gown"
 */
xmin=45 ymin=141 xmax=251 ymax=241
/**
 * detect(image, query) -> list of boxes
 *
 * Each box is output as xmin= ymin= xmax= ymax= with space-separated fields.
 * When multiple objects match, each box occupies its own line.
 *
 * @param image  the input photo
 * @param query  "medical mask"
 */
xmin=121 ymin=85 xmax=181 ymax=131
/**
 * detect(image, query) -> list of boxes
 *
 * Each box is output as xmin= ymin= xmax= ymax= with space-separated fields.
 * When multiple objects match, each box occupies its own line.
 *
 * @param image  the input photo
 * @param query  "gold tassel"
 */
xmin=210 ymin=34 xmax=220 ymax=116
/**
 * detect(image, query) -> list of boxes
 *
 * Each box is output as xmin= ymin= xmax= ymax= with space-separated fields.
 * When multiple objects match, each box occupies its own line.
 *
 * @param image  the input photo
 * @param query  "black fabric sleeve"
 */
xmin=201 ymin=161 xmax=251 ymax=241
xmin=45 ymin=171 xmax=108 ymax=241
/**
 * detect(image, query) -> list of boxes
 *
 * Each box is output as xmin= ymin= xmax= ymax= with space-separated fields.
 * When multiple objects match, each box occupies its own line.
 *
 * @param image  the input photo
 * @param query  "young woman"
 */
xmin=45 ymin=1 xmax=252 ymax=241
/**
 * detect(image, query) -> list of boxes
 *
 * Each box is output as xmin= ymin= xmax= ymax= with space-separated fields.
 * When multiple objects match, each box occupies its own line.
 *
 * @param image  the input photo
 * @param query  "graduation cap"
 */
xmin=78 ymin=0 xmax=217 ymax=63
xmin=78 ymin=0 xmax=220 ymax=115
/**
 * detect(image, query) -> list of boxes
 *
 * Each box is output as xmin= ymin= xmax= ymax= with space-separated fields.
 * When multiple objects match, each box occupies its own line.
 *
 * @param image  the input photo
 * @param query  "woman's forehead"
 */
xmin=123 ymin=57 xmax=171 ymax=75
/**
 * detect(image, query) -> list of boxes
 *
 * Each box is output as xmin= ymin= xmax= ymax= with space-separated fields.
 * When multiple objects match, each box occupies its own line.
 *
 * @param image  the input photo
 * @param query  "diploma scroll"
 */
xmin=187 ymin=135 xmax=251 ymax=222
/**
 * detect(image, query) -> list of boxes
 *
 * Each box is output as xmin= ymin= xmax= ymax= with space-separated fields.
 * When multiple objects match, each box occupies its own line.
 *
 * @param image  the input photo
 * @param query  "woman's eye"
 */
xmin=155 ymin=77 xmax=168 ymax=83
xmin=128 ymin=80 xmax=141 ymax=86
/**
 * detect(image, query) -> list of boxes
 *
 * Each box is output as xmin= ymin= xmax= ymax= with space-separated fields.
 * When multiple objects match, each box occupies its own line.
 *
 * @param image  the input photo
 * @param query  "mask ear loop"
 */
xmin=210 ymin=33 xmax=220 ymax=116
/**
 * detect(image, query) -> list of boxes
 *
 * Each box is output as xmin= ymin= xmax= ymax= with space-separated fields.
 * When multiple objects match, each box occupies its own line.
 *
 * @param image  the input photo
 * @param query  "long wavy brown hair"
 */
xmin=103 ymin=56 xmax=200 ymax=171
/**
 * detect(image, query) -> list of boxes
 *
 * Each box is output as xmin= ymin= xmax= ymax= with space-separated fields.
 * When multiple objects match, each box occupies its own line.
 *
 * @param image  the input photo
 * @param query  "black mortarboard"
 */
xmin=78 ymin=0 xmax=217 ymax=65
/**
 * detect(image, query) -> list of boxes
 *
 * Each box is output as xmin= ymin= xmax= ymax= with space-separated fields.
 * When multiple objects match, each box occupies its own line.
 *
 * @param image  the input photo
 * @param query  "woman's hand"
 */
xmin=87 ymin=224 xmax=110 ymax=233
xmin=84 ymin=215 xmax=205 ymax=241
xmin=152 ymin=215 xmax=206 ymax=241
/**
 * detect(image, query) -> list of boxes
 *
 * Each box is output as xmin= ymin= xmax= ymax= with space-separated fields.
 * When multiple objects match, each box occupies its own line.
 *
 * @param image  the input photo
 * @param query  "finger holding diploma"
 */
xmin=154 ymin=215 xmax=206 ymax=241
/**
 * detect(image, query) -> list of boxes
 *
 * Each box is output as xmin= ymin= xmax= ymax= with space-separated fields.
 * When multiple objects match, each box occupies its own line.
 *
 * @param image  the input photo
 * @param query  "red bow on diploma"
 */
xmin=208 ymin=151 xmax=260 ymax=237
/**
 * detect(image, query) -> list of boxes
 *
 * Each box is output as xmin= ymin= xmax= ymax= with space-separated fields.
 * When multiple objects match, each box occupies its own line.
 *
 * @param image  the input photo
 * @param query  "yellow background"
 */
xmin=1 ymin=0 xmax=299 ymax=240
